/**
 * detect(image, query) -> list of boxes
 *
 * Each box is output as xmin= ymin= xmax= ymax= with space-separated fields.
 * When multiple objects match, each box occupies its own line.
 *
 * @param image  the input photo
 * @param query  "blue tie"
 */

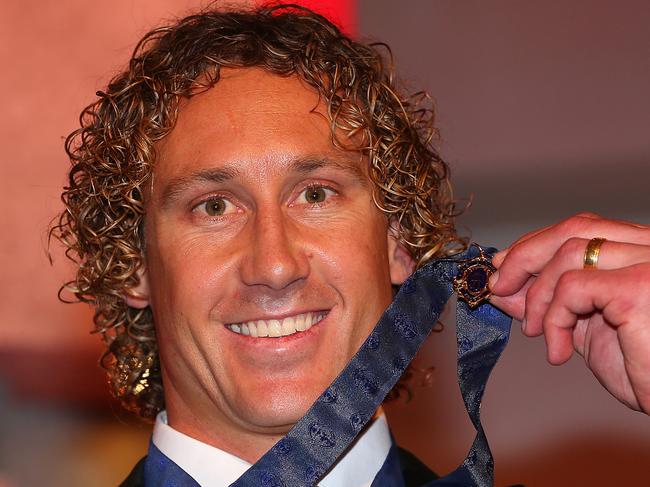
xmin=146 ymin=245 xmax=512 ymax=486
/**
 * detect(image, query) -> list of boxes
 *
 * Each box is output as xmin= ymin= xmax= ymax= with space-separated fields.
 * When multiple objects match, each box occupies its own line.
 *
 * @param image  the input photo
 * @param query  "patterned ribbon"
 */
xmin=227 ymin=245 xmax=512 ymax=487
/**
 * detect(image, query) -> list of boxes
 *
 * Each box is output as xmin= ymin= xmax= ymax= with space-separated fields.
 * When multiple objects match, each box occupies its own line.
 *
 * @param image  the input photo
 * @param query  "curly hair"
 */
xmin=52 ymin=3 xmax=466 ymax=419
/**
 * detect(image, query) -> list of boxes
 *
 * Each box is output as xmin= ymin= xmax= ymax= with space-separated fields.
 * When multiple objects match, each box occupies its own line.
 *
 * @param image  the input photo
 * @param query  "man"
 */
xmin=53 ymin=4 xmax=650 ymax=486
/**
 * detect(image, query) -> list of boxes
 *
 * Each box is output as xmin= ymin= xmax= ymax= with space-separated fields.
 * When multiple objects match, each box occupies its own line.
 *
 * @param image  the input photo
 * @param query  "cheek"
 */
xmin=340 ymin=214 xmax=390 ymax=272
xmin=313 ymin=214 xmax=392 ymax=299
xmin=145 ymin=230 xmax=236 ymax=314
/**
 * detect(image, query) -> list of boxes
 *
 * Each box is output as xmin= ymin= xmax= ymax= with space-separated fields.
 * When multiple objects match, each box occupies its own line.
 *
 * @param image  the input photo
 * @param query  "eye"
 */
xmin=298 ymin=185 xmax=335 ymax=205
xmin=196 ymin=197 xmax=236 ymax=216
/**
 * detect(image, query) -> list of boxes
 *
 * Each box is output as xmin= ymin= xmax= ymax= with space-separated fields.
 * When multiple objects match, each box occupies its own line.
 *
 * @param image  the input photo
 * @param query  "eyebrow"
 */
xmin=160 ymin=166 xmax=240 ymax=208
xmin=159 ymin=154 xmax=368 ymax=207
xmin=288 ymin=155 xmax=368 ymax=187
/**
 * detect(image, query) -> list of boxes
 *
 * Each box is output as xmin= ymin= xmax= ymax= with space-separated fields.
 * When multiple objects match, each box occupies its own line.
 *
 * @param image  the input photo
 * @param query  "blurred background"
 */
xmin=0 ymin=0 xmax=648 ymax=485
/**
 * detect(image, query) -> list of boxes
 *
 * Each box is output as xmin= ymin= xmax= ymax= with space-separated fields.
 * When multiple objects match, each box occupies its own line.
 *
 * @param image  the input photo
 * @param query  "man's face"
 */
xmin=132 ymin=68 xmax=412 ymax=452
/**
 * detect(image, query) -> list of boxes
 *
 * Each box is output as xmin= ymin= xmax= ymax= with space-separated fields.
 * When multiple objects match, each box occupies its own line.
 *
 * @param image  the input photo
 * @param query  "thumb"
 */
xmin=488 ymin=277 xmax=534 ymax=322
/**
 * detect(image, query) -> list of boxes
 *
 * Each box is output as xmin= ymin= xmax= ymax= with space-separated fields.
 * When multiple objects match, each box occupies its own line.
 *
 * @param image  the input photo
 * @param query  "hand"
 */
xmin=488 ymin=213 xmax=650 ymax=414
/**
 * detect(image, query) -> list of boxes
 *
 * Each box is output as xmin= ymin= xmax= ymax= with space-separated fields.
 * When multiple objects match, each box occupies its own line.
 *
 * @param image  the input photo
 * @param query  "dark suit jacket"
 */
xmin=119 ymin=447 xmax=438 ymax=487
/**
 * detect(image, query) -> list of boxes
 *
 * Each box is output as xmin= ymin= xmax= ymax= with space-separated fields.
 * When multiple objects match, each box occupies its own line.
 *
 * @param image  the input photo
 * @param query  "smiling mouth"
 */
xmin=227 ymin=311 xmax=327 ymax=338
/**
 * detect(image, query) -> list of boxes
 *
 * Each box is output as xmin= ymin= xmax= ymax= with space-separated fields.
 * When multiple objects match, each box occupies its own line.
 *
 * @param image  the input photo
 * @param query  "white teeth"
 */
xmin=281 ymin=316 xmax=295 ymax=336
xmin=257 ymin=320 xmax=268 ymax=337
xmin=295 ymin=313 xmax=306 ymax=331
xmin=227 ymin=312 xmax=326 ymax=338
xmin=268 ymin=320 xmax=282 ymax=337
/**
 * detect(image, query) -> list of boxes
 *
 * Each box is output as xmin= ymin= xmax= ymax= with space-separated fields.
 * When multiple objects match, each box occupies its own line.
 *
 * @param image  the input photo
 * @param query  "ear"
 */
xmin=124 ymin=267 xmax=151 ymax=309
xmin=387 ymin=223 xmax=416 ymax=285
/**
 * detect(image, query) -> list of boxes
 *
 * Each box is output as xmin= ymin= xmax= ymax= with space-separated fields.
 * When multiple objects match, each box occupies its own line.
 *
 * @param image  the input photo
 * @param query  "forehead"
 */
xmin=156 ymin=68 xmax=354 ymax=176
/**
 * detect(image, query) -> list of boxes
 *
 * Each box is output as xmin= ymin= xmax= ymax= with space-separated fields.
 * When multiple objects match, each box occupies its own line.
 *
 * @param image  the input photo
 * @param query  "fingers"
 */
xmin=490 ymin=214 xmax=650 ymax=297
xmin=489 ymin=277 xmax=533 ymax=322
xmin=543 ymin=263 xmax=650 ymax=412
xmin=542 ymin=264 xmax=650 ymax=366
xmin=542 ymin=269 xmax=605 ymax=364
xmin=488 ymin=213 xmax=650 ymax=413
xmin=491 ymin=213 xmax=602 ymax=267
xmin=523 ymin=240 xmax=650 ymax=337
xmin=491 ymin=224 xmax=553 ymax=267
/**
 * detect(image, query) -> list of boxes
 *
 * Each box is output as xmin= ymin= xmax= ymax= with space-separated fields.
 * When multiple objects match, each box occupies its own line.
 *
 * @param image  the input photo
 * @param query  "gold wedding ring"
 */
xmin=583 ymin=237 xmax=606 ymax=269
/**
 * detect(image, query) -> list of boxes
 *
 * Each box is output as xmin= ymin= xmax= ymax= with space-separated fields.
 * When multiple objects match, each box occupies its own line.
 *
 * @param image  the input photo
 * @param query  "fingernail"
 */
xmin=488 ymin=270 xmax=499 ymax=290
xmin=521 ymin=318 xmax=527 ymax=333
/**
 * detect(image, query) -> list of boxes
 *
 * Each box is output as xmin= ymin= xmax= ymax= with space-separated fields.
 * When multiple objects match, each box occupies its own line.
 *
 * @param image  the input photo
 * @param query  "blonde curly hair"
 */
xmin=52 ymin=3 xmax=465 ymax=419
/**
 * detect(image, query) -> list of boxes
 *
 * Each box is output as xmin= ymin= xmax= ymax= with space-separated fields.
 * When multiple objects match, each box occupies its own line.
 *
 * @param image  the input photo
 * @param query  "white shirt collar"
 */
xmin=152 ymin=410 xmax=392 ymax=487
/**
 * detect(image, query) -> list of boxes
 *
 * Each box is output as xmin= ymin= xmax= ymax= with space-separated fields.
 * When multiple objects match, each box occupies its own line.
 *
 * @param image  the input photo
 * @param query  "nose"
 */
xmin=240 ymin=207 xmax=309 ymax=290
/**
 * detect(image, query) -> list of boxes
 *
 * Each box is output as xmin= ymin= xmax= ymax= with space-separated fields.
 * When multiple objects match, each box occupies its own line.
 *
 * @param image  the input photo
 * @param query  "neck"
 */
xmin=165 ymin=401 xmax=288 ymax=463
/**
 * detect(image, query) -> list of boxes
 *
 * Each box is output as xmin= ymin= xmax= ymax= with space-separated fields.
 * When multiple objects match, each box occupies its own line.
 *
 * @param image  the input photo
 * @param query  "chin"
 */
xmin=233 ymin=376 xmax=329 ymax=431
